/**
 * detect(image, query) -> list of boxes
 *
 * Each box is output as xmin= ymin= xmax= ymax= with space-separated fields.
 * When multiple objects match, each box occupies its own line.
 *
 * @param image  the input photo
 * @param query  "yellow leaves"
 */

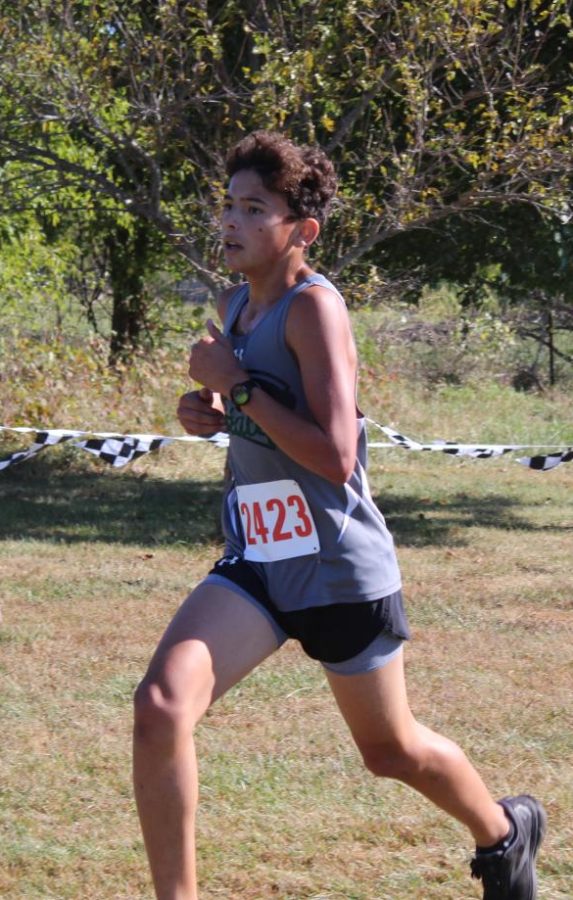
xmin=464 ymin=150 xmax=480 ymax=169
xmin=420 ymin=187 xmax=441 ymax=201
xmin=363 ymin=195 xmax=383 ymax=215
xmin=40 ymin=118 xmax=59 ymax=134
xmin=303 ymin=50 xmax=314 ymax=75
xmin=320 ymin=114 xmax=336 ymax=133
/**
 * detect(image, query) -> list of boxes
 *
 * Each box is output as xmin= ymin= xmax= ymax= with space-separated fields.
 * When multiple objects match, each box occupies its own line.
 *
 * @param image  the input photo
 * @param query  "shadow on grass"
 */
xmin=0 ymin=455 xmax=224 ymax=546
xmin=375 ymin=490 xmax=567 ymax=548
xmin=0 ymin=454 xmax=567 ymax=549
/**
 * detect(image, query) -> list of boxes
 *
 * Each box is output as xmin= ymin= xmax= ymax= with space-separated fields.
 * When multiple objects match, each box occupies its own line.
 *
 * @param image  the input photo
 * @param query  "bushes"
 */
xmin=365 ymin=283 xmax=573 ymax=391
xmin=1 ymin=281 xmax=571 ymax=464
xmin=0 ymin=330 xmax=188 ymax=436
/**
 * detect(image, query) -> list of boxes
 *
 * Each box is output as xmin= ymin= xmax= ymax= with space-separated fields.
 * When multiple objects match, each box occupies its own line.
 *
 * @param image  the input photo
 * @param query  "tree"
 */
xmin=377 ymin=200 xmax=573 ymax=384
xmin=1 ymin=0 xmax=572 ymax=353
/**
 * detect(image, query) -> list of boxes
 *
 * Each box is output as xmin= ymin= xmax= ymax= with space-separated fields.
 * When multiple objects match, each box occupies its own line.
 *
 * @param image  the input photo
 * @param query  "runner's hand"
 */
xmin=188 ymin=320 xmax=244 ymax=395
xmin=177 ymin=387 xmax=227 ymax=436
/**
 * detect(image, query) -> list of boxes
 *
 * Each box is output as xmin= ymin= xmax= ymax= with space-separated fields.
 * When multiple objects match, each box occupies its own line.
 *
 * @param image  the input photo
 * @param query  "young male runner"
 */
xmin=133 ymin=131 xmax=546 ymax=899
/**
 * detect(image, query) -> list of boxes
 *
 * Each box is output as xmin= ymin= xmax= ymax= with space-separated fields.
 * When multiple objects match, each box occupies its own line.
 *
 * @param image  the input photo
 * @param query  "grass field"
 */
xmin=1 ymin=332 xmax=572 ymax=899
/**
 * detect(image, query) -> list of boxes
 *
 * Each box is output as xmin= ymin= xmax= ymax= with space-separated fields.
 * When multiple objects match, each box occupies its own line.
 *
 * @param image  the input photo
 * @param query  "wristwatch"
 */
xmin=230 ymin=378 xmax=258 ymax=407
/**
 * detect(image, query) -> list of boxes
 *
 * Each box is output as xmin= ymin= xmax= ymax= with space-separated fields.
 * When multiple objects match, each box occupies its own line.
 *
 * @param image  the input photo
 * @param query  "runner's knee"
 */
xmin=133 ymin=678 xmax=190 ymax=749
xmin=360 ymin=739 xmax=424 ymax=781
xmin=133 ymin=657 xmax=211 ymax=747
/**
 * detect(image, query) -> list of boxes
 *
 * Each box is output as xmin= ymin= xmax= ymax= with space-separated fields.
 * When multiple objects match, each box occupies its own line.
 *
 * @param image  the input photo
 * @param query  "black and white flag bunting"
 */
xmin=74 ymin=435 xmax=174 ymax=468
xmin=521 ymin=448 xmax=573 ymax=471
xmin=1 ymin=423 xmax=572 ymax=473
xmin=0 ymin=426 xmax=229 ymax=471
xmin=365 ymin=422 xmax=573 ymax=472
xmin=0 ymin=429 xmax=80 ymax=471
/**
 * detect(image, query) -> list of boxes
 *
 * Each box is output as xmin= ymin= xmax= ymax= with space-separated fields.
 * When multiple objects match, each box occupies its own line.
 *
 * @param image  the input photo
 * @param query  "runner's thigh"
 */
xmin=325 ymin=649 xmax=416 ymax=748
xmin=144 ymin=581 xmax=283 ymax=717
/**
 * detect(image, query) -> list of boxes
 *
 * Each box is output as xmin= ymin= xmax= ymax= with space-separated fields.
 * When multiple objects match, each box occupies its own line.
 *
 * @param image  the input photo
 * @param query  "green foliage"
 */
xmin=0 ymin=220 xmax=79 ymax=334
xmin=356 ymin=286 xmax=573 ymax=391
xmin=0 ymin=307 xmax=206 ymax=433
xmin=417 ymin=282 xmax=463 ymax=322
xmin=0 ymin=0 xmax=572 ymax=360
xmin=1 ymin=0 xmax=572 ymax=270
xmin=1 ymin=302 xmax=570 ymax=451
xmin=375 ymin=202 xmax=573 ymax=383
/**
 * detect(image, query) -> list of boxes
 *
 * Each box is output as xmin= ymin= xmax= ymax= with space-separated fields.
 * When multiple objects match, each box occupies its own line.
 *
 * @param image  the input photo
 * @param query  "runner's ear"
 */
xmin=297 ymin=218 xmax=320 ymax=249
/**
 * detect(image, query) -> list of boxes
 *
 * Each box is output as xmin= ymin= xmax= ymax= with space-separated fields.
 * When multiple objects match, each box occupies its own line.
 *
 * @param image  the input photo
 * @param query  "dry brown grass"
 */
xmin=1 ymin=329 xmax=572 ymax=898
xmin=1 ymin=434 xmax=571 ymax=899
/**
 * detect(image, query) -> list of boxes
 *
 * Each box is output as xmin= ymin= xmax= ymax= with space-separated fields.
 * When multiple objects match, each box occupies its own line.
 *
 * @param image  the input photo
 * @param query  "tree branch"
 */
xmin=1 ymin=140 xmax=226 ymax=294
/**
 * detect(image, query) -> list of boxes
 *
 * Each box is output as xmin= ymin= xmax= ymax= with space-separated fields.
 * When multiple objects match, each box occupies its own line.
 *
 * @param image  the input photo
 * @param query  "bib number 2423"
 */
xmin=235 ymin=480 xmax=320 ymax=563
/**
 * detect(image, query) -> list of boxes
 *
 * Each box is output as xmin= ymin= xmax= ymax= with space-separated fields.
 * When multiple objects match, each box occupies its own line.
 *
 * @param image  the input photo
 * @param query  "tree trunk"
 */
xmin=547 ymin=307 xmax=556 ymax=386
xmin=107 ymin=221 xmax=150 ymax=365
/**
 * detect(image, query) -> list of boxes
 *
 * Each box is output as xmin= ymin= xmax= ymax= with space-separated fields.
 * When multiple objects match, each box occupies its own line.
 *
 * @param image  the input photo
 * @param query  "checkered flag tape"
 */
xmin=75 ymin=435 xmax=173 ymax=467
xmin=375 ymin=425 xmax=518 ymax=458
xmin=366 ymin=422 xmax=573 ymax=470
xmin=1 ymin=424 xmax=571 ymax=471
xmin=198 ymin=432 xmax=230 ymax=448
xmin=0 ymin=427 xmax=173 ymax=470
xmin=0 ymin=429 xmax=81 ymax=471
xmin=517 ymin=448 xmax=573 ymax=471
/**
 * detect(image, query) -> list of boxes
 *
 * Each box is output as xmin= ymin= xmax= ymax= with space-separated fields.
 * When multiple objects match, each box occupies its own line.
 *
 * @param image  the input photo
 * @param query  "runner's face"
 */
xmin=221 ymin=169 xmax=300 ymax=274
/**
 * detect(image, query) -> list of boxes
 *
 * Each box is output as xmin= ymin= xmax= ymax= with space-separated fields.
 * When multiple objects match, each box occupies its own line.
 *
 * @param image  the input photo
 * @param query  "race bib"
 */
xmin=235 ymin=480 xmax=320 ymax=562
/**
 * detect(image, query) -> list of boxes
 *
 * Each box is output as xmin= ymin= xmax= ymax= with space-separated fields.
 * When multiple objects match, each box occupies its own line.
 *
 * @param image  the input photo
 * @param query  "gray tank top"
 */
xmin=221 ymin=273 xmax=401 ymax=611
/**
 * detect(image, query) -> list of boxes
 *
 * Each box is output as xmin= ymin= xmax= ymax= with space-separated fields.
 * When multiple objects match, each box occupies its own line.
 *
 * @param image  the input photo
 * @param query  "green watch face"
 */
xmin=231 ymin=381 xmax=251 ymax=406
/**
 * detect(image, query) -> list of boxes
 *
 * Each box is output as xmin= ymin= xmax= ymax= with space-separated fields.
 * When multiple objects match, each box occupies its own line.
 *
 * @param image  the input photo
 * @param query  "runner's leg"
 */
xmin=133 ymin=581 xmax=283 ymax=900
xmin=325 ymin=649 xmax=510 ymax=847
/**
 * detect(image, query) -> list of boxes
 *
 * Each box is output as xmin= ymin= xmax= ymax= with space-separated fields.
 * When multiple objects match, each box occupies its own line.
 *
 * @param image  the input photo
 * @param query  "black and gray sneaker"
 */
xmin=471 ymin=795 xmax=547 ymax=899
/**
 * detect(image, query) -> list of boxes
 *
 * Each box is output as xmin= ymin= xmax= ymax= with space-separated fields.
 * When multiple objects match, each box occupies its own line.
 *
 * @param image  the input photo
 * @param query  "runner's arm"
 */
xmin=188 ymin=286 xmax=358 ymax=484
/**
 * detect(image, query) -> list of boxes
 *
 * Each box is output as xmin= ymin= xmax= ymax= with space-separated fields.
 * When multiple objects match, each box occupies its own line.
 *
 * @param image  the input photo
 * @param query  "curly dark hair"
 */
xmin=225 ymin=131 xmax=337 ymax=225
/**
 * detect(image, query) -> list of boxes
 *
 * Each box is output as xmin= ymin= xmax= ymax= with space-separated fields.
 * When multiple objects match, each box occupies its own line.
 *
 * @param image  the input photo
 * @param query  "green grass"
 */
xmin=0 ymin=327 xmax=572 ymax=898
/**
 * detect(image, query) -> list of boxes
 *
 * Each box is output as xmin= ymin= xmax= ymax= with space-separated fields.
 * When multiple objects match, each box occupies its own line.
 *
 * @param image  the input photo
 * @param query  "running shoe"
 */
xmin=470 ymin=795 xmax=547 ymax=899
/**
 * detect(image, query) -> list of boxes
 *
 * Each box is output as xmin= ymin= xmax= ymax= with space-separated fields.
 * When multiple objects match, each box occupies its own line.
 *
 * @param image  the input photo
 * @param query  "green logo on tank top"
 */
xmin=225 ymin=403 xmax=276 ymax=449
